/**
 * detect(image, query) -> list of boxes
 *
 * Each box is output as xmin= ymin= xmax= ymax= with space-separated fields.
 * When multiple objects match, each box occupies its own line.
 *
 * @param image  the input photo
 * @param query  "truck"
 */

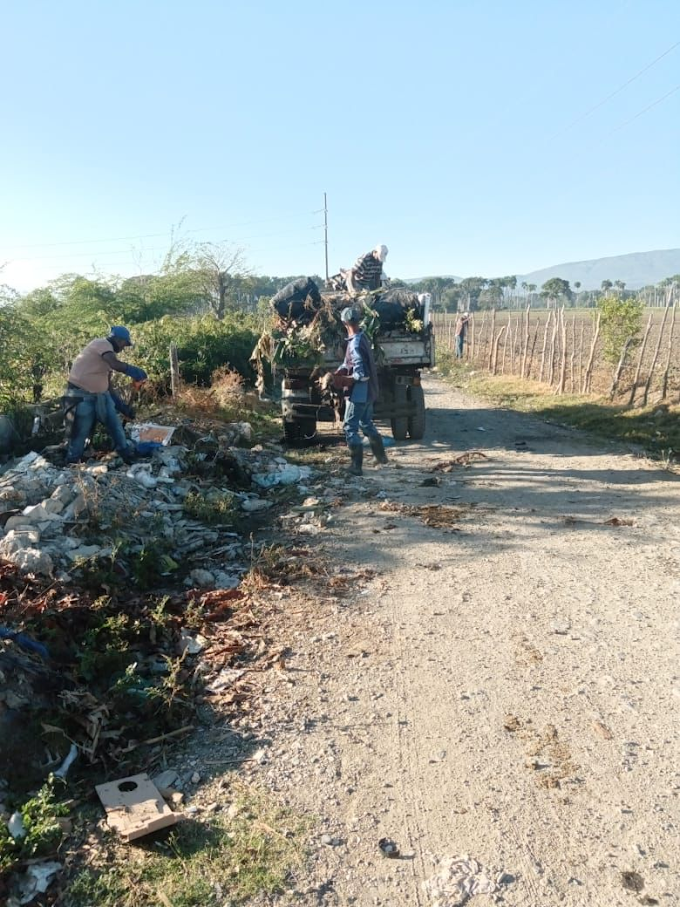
xmin=263 ymin=282 xmax=435 ymax=444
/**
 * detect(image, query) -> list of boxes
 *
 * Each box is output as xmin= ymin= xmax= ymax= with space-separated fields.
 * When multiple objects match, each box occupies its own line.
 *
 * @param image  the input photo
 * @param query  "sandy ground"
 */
xmin=247 ymin=373 xmax=680 ymax=907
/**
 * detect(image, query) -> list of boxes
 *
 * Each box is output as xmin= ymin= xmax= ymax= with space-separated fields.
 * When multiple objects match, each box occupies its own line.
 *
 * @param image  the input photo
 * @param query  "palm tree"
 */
xmin=613 ymin=280 xmax=626 ymax=296
xmin=601 ymin=279 xmax=613 ymax=298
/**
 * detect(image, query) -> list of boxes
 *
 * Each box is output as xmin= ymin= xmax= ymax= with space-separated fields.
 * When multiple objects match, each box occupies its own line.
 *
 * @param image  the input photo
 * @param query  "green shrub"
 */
xmin=597 ymin=295 xmax=644 ymax=365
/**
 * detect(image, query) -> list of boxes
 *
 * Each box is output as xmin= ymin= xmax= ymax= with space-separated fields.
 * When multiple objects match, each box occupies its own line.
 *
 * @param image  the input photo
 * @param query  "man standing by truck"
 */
xmin=346 ymin=244 xmax=389 ymax=295
xmin=333 ymin=307 xmax=388 ymax=476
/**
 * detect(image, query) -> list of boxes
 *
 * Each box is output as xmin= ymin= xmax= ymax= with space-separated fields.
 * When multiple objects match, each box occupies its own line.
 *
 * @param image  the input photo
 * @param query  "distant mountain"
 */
xmin=405 ymin=249 xmax=680 ymax=291
xmin=517 ymin=249 xmax=680 ymax=291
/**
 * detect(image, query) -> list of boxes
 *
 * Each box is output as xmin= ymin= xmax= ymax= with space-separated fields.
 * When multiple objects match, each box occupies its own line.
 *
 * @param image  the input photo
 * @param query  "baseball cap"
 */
xmin=110 ymin=326 xmax=134 ymax=347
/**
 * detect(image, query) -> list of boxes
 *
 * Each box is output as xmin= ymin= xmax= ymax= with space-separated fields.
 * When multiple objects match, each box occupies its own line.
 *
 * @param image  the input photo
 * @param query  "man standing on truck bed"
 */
xmin=333 ymin=307 xmax=389 ymax=476
xmin=347 ymin=244 xmax=389 ymax=294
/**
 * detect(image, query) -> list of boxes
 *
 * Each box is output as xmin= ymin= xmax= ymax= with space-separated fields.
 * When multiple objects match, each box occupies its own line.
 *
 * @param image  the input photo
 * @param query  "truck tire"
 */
xmin=283 ymin=418 xmax=317 ymax=445
xmin=390 ymin=385 xmax=409 ymax=441
xmin=407 ymin=385 xmax=426 ymax=440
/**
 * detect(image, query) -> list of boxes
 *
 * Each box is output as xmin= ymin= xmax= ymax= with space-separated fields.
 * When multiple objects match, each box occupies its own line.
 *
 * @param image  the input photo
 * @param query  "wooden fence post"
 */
xmin=641 ymin=303 xmax=671 ymax=407
xmin=548 ymin=311 xmax=559 ymax=386
xmin=491 ymin=326 xmax=507 ymax=375
xmin=660 ymin=303 xmax=677 ymax=400
xmin=520 ymin=304 xmax=531 ymax=378
xmin=628 ymin=314 xmax=654 ymax=406
xmin=526 ymin=319 xmax=540 ymax=380
xmin=488 ymin=310 xmax=496 ymax=371
xmin=170 ymin=343 xmax=180 ymax=399
xmin=557 ymin=307 xmax=568 ymax=395
xmin=582 ymin=312 xmax=601 ymax=394
xmin=539 ymin=312 xmax=552 ymax=383
xmin=609 ymin=337 xmax=634 ymax=400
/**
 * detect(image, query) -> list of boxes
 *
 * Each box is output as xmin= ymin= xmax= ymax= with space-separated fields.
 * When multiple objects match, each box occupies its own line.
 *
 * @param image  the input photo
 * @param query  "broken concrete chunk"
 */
xmin=0 ymin=529 xmax=41 ymax=556
xmin=67 ymin=545 xmax=103 ymax=562
xmin=95 ymin=773 xmax=178 ymax=841
xmin=189 ymin=568 xmax=215 ymax=588
xmin=151 ymin=769 xmax=179 ymax=790
xmin=8 ymin=548 xmax=54 ymax=576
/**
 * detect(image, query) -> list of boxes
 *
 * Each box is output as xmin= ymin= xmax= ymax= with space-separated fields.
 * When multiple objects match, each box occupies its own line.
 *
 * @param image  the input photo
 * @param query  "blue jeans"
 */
xmin=455 ymin=335 xmax=464 ymax=358
xmin=67 ymin=392 xmax=129 ymax=462
xmin=343 ymin=400 xmax=380 ymax=448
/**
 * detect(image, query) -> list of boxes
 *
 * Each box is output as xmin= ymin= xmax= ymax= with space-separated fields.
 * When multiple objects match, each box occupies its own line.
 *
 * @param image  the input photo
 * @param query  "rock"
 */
xmin=189 ymin=569 xmax=215 ymax=587
xmin=241 ymin=497 xmax=273 ymax=512
xmin=0 ymin=530 xmax=41 ymax=556
xmin=152 ymin=770 xmax=179 ymax=790
xmin=21 ymin=503 xmax=62 ymax=523
xmin=178 ymin=630 xmax=208 ymax=656
xmin=551 ymin=618 xmax=572 ymax=635
xmin=3 ymin=516 xmax=36 ymax=531
xmin=50 ymin=485 xmax=74 ymax=506
xmin=168 ymin=792 xmax=184 ymax=808
xmin=213 ymin=572 xmax=240 ymax=590
xmin=190 ymin=772 xmax=201 ymax=784
xmin=67 ymin=545 xmax=103 ymax=561
xmin=12 ymin=548 xmax=54 ymax=576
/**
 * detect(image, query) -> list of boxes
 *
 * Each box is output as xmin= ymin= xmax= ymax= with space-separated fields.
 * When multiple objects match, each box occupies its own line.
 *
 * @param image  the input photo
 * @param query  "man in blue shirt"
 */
xmin=333 ymin=307 xmax=388 ymax=476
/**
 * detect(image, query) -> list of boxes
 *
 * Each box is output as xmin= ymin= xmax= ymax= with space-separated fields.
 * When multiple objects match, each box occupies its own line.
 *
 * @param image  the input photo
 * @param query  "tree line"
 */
xmin=407 ymin=274 xmax=680 ymax=312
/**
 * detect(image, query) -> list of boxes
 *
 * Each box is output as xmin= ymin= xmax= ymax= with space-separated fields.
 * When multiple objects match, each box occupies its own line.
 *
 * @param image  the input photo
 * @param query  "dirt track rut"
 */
xmin=253 ymin=374 xmax=680 ymax=906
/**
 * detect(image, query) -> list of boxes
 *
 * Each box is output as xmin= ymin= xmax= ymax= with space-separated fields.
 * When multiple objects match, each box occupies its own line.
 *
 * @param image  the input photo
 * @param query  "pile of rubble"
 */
xmin=0 ymin=427 xmax=313 ymax=586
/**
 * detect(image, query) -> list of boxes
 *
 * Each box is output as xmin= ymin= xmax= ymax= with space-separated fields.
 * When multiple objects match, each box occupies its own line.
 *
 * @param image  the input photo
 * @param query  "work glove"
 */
xmin=125 ymin=365 xmax=148 ymax=382
xmin=333 ymin=373 xmax=354 ymax=391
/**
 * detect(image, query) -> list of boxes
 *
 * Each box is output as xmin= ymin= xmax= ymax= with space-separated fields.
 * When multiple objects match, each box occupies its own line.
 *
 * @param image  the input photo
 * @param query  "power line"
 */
xmin=549 ymin=38 xmax=680 ymax=140
xmin=0 ymin=211 xmax=314 ymax=252
xmin=6 ymin=225 xmax=320 ymax=264
xmin=603 ymin=81 xmax=680 ymax=136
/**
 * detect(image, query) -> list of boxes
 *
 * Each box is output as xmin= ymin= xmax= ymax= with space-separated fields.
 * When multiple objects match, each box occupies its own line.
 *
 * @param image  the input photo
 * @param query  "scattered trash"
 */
xmin=178 ymin=629 xmax=208 ymax=655
xmin=420 ymin=477 xmax=440 ymax=487
xmin=378 ymin=837 xmax=400 ymax=858
xmin=476 ymin=427 xmax=487 ymax=432
xmin=129 ymin=423 xmax=176 ymax=446
xmin=7 ymin=811 xmax=27 ymax=839
xmin=95 ymin=773 xmax=178 ymax=841
xmin=16 ymin=860 xmax=62 ymax=905
xmin=604 ymin=517 xmax=636 ymax=527
xmin=54 ymin=742 xmax=78 ymax=779
xmin=423 ymin=856 xmax=504 ymax=906
xmin=429 ymin=451 xmax=488 ymax=472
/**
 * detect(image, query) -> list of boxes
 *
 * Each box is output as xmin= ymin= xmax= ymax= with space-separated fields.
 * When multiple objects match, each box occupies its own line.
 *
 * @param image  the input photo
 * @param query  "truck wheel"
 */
xmin=390 ymin=385 xmax=408 ymax=441
xmin=407 ymin=385 xmax=426 ymax=440
xmin=284 ymin=418 xmax=317 ymax=445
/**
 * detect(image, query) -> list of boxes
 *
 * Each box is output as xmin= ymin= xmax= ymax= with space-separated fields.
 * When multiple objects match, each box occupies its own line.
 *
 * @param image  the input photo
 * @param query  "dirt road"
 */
xmin=253 ymin=374 xmax=680 ymax=906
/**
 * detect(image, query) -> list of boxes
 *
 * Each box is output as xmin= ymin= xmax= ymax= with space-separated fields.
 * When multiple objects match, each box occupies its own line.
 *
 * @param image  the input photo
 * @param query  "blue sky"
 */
xmin=1 ymin=0 xmax=679 ymax=291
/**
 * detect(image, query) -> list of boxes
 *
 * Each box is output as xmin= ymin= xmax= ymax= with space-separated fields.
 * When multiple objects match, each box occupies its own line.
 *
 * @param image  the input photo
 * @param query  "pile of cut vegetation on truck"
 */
xmin=253 ymin=277 xmax=435 ymax=443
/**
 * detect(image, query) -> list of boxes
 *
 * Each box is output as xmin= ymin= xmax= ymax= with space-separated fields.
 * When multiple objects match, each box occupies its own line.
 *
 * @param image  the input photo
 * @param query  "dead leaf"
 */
xmin=591 ymin=720 xmax=613 ymax=740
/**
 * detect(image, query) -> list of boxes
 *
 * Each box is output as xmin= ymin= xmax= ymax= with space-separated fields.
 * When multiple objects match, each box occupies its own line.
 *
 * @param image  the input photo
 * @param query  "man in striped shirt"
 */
xmin=347 ymin=244 xmax=389 ymax=294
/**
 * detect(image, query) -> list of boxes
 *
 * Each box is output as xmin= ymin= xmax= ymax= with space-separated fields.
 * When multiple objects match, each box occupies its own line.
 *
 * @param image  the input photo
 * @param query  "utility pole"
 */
xmin=323 ymin=192 xmax=329 ymax=281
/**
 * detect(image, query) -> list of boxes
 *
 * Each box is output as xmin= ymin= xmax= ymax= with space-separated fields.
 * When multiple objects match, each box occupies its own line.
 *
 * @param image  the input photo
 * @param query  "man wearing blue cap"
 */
xmin=333 ymin=307 xmax=388 ymax=476
xmin=64 ymin=327 xmax=147 ymax=465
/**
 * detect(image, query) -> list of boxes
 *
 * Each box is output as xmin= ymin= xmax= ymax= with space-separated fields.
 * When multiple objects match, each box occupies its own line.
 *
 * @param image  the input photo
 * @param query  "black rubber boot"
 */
xmin=349 ymin=445 xmax=363 ymax=476
xmin=369 ymin=434 xmax=388 ymax=465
